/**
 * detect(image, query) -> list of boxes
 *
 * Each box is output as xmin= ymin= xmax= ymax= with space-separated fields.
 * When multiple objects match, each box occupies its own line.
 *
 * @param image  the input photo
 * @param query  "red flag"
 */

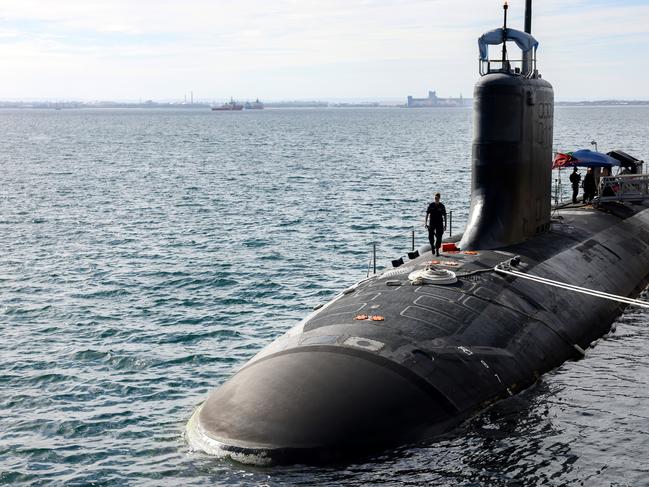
xmin=553 ymin=152 xmax=576 ymax=169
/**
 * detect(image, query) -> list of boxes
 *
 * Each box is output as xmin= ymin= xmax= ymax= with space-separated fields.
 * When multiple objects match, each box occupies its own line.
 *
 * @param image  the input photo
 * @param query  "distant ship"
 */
xmin=211 ymin=99 xmax=243 ymax=111
xmin=244 ymin=99 xmax=264 ymax=110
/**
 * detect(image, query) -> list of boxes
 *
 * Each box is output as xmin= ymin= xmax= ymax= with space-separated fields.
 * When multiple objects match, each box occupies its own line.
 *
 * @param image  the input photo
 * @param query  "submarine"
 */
xmin=186 ymin=1 xmax=649 ymax=465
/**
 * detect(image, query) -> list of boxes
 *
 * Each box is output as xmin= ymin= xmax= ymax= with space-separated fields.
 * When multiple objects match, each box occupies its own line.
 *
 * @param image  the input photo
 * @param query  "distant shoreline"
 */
xmin=1 ymin=100 xmax=648 ymax=110
xmin=556 ymin=100 xmax=649 ymax=107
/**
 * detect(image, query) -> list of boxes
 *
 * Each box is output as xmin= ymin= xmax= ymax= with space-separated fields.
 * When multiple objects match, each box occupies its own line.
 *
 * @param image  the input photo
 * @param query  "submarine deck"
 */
xmin=191 ymin=199 xmax=649 ymax=463
xmin=242 ymin=200 xmax=649 ymax=413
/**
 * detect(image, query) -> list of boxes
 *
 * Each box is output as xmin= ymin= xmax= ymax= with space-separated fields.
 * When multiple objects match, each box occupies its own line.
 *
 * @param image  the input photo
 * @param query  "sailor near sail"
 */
xmin=570 ymin=167 xmax=581 ymax=203
xmin=425 ymin=193 xmax=447 ymax=256
xmin=583 ymin=168 xmax=596 ymax=203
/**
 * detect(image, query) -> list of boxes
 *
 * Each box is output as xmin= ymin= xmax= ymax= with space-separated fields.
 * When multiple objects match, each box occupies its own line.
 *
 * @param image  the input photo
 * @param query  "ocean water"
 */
xmin=1 ymin=106 xmax=648 ymax=485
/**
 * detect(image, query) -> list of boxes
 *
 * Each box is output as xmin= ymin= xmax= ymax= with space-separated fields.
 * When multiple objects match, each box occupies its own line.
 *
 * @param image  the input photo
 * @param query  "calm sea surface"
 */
xmin=1 ymin=106 xmax=649 ymax=485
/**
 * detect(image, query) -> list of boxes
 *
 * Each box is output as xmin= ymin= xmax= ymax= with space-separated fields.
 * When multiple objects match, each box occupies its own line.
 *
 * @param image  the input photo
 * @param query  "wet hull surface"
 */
xmin=188 ymin=202 xmax=649 ymax=464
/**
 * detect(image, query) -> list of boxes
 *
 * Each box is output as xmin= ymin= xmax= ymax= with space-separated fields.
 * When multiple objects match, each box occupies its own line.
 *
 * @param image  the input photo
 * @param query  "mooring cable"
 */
xmin=494 ymin=263 xmax=649 ymax=309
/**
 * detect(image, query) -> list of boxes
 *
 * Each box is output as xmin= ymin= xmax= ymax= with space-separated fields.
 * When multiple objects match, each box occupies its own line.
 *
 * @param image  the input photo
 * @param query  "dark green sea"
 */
xmin=2 ymin=106 xmax=649 ymax=485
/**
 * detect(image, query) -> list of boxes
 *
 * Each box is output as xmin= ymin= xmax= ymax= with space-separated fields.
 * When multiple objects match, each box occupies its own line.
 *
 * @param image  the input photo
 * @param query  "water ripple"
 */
xmin=1 ymin=107 xmax=649 ymax=485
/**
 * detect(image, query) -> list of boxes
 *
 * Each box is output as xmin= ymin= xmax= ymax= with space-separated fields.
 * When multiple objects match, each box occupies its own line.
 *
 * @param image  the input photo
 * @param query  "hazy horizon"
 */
xmin=2 ymin=95 xmax=649 ymax=105
xmin=1 ymin=0 xmax=648 ymax=101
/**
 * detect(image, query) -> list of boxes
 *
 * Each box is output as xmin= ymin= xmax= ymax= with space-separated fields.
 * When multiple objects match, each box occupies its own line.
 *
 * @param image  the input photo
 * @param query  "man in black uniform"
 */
xmin=583 ymin=168 xmax=597 ymax=203
xmin=569 ymin=167 xmax=581 ymax=204
xmin=425 ymin=193 xmax=447 ymax=257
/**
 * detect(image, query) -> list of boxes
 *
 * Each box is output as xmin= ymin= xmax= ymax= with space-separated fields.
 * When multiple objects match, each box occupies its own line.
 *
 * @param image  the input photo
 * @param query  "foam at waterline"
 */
xmin=185 ymin=404 xmax=273 ymax=466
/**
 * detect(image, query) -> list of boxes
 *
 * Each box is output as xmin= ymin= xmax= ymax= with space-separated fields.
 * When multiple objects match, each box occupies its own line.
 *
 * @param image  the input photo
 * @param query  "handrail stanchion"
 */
xmin=411 ymin=229 xmax=415 ymax=252
xmin=373 ymin=243 xmax=377 ymax=275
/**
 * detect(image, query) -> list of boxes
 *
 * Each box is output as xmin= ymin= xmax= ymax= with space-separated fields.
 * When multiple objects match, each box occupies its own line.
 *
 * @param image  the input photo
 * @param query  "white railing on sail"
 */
xmin=598 ymin=174 xmax=649 ymax=203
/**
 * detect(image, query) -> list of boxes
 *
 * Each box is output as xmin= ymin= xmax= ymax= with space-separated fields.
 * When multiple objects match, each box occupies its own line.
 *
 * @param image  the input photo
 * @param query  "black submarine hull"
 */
xmin=187 ymin=202 xmax=649 ymax=464
xmin=186 ymin=4 xmax=649 ymax=465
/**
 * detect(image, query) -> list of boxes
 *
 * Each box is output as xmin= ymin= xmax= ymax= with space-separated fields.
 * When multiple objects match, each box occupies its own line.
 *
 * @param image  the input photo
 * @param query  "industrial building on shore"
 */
xmin=406 ymin=90 xmax=471 ymax=107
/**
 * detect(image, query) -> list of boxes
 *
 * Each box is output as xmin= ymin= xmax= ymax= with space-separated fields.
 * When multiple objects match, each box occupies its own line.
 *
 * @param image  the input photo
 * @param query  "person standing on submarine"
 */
xmin=569 ymin=167 xmax=581 ymax=204
xmin=583 ymin=168 xmax=597 ymax=203
xmin=425 ymin=192 xmax=447 ymax=257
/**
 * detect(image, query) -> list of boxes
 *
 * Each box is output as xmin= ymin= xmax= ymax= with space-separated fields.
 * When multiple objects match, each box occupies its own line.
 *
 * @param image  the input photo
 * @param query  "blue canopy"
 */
xmin=570 ymin=149 xmax=620 ymax=168
xmin=478 ymin=28 xmax=538 ymax=61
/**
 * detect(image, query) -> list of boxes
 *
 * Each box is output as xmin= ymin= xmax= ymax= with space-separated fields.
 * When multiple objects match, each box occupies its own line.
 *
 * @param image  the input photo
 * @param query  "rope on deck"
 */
xmin=494 ymin=262 xmax=649 ymax=309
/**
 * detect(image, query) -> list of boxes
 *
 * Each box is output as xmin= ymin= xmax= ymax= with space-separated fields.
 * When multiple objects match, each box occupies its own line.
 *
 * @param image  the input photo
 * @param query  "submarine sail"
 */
xmin=186 ymin=2 xmax=649 ymax=465
xmin=460 ymin=2 xmax=553 ymax=250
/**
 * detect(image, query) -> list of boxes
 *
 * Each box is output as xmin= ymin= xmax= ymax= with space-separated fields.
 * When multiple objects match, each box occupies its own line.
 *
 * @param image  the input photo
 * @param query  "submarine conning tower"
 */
xmin=460 ymin=1 xmax=554 ymax=250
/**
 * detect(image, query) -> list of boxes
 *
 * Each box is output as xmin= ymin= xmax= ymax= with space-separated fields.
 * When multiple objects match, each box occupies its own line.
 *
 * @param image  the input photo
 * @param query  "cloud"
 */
xmin=0 ymin=0 xmax=647 ymax=99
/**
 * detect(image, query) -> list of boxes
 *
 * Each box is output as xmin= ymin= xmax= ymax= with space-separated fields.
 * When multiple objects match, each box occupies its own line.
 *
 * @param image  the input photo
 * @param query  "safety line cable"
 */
xmin=494 ymin=264 xmax=649 ymax=309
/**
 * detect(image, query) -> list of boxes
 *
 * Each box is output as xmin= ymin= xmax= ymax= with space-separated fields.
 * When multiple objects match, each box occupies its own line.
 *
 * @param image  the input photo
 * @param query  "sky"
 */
xmin=1 ymin=0 xmax=648 ymax=102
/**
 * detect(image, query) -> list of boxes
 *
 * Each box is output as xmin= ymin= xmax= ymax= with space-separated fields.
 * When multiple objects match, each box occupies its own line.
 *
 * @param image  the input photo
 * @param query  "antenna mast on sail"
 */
xmin=525 ymin=0 xmax=532 ymax=34
xmin=501 ymin=1 xmax=509 ymax=68
xmin=523 ymin=0 xmax=532 ymax=73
